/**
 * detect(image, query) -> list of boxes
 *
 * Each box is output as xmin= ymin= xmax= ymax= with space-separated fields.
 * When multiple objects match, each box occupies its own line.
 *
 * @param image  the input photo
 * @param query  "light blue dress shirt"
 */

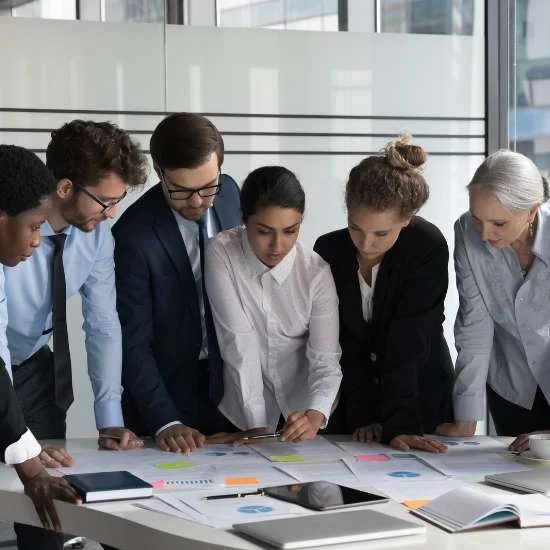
xmin=3 ymin=220 xmax=123 ymax=429
xmin=454 ymin=203 xmax=550 ymax=421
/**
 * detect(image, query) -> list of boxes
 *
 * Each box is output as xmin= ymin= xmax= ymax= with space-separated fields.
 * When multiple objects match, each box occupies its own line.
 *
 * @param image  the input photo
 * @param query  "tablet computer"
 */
xmin=233 ymin=509 xmax=425 ymax=549
xmin=263 ymin=481 xmax=388 ymax=511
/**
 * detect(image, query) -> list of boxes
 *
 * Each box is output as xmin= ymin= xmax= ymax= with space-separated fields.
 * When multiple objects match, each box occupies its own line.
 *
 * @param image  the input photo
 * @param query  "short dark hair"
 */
xmin=240 ymin=166 xmax=305 ymax=223
xmin=0 ymin=145 xmax=56 ymax=216
xmin=150 ymin=113 xmax=224 ymax=170
xmin=46 ymin=119 xmax=148 ymax=188
xmin=346 ymin=135 xmax=429 ymax=219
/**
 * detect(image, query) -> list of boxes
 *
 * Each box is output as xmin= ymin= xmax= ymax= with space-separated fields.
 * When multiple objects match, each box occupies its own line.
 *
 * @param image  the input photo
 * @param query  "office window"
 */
xmin=218 ymin=0 xmax=339 ymax=31
xmin=510 ymin=0 xmax=550 ymax=174
xmin=380 ymin=0 xmax=474 ymax=35
xmin=10 ymin=0 xmax=76 ymax=19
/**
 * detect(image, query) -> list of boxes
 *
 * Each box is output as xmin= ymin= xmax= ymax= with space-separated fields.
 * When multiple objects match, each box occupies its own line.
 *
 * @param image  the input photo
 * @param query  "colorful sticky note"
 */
xmin=355 ymin=453 xmax=390 ymax=462
xmin=269 ymin=454 xmax=305 ymax=462
xmin=150 ymin=480 xmax=165 ymax=489
xmin=402 ymin=499 xmax=431 ymax=510
xmin=224 ymin=477 xmax=259 ymax=485
xmin=155 ymin=461 xmax=193 ymax=470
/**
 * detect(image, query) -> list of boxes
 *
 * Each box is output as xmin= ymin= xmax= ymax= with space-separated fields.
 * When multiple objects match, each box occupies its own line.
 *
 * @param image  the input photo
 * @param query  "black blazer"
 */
xmin=314 ymin=216 xmax=454 ymax=443
xmin=113 ymin=176 xmax=241 ymax=436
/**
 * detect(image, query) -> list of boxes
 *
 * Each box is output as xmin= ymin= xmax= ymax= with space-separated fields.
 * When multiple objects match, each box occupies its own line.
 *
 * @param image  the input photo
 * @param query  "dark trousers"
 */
xmin=487 ymin=385 xmax=550 ymax=436
xmin=12 ymin=347 xmax=117 ymax=550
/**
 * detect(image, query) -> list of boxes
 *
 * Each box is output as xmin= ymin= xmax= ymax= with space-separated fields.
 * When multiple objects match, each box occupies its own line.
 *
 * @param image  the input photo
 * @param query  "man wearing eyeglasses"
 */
xmin=3 ymin=121 xmax=147 ymax=550
xmin=113 ymin=113 xmax=241 ymax=453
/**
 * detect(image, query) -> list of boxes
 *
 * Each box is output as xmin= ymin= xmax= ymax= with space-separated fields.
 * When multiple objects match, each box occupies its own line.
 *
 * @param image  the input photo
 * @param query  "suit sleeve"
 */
xmin=380 ymin=237 xmax=450 ymax=443
xmin=114 ymin=229 xmax=182 ymax=436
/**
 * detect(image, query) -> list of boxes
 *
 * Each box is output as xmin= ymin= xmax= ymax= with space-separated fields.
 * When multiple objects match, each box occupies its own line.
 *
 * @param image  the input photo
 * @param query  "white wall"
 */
xmin=0 ymin=18 xmax=485 ymax=437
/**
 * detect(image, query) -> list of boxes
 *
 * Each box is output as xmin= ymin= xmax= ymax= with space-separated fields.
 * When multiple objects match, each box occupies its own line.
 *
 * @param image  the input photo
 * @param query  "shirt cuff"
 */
xmin=94 ymin=399 xmax=124 ymax=430
xmin=4 ymin=429 xmax=42 ymax=465
xmin=453 ymin=393 xmax=485 ymax=421
xmin=155 ymin=421 xmax=182 ymax=436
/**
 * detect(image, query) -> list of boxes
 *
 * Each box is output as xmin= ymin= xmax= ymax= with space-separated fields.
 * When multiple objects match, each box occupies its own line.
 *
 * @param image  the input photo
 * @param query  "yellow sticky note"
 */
xmin=402 ymin=499 xmax=430 ymax=510
xmin=269 ymin=454 xmax=305 ymax=463
xmin=155 ymin=461 xmax=193 ymax=470
xmin=224 ymin=477 xmax=259 ymax=485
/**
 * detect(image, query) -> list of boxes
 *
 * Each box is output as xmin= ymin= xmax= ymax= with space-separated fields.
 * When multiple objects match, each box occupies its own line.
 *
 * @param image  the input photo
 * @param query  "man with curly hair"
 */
xmin=3 ymin=121 xmax=147 ymax=550
xmin=0 ymin=145 xmax=80 ymax=543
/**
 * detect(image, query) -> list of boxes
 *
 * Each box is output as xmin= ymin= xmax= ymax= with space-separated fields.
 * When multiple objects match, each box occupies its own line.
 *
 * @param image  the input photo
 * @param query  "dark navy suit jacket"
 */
xmin=113 ymin=176 xmax=241 ymax=436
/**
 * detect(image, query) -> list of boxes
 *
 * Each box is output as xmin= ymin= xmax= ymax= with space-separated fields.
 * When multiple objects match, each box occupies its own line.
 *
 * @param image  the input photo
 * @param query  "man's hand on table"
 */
xmin=98 ymin=427 xmax=144 ymax=450
xmin=390 ymin=434 xmax=448 ymax=453
xmin=38 ymin=446 xmax=74 ymax=468
xmin=15 ymin=456 xmax=81 ymax=531
xmin=155 ymin=424 xmax=205 ymax=453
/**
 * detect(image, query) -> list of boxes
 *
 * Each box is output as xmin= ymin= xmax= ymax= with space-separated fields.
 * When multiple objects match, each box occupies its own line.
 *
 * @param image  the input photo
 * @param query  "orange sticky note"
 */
xmin=224 ymin=477 xmax=259 ymax=485
xmin=402 ymin=499 xmax=430 ymax=510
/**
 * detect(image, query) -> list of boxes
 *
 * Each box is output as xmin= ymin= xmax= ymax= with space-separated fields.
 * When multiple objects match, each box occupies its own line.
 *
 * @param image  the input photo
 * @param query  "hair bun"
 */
xmin=385 ymin=133 xmax=427 ymax=171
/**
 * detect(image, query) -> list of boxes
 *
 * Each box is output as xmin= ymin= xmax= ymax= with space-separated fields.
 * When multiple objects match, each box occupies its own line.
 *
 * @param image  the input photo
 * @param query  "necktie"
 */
xmin=49 ymin=234 xmax=74 ymax=412
xmin=196 ymin=218 xmax=215 ymax=350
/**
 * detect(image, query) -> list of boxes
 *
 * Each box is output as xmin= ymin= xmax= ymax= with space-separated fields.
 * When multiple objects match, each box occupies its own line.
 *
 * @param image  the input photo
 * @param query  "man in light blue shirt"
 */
xmin=4 ymin=121 xmax=147 ymax=550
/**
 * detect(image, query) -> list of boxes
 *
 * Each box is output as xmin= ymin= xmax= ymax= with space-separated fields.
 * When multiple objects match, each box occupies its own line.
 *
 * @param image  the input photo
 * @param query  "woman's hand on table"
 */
xmin=390 ymin=434 xmax=447 ymax=453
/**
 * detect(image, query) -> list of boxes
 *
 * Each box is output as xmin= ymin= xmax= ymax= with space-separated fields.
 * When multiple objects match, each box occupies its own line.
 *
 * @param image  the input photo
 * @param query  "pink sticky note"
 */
xmin=150 ymin=480 xmax=165 ymax=489
xmin=355 ymin=453 xmax=389 ymax=462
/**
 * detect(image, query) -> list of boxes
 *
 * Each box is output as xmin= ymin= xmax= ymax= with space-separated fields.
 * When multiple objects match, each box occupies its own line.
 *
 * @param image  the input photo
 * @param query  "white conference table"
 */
xmin=0 ymin=437 xmax=549 ymax=550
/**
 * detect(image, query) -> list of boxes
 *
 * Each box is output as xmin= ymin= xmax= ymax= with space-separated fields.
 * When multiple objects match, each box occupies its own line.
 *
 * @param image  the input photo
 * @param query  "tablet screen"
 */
xmin=263 ymin=481 xmax=388 ymax=510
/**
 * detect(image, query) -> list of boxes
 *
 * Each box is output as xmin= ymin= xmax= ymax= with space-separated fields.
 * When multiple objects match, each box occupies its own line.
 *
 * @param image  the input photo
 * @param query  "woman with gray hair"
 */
xmin=437 ymin=150 xmax=550 ymax=448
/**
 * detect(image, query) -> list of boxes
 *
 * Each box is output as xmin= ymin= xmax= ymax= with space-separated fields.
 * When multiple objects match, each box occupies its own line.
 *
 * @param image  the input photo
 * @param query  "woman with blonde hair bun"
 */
xmin=315 ymin=135 xmax=454 ymax=453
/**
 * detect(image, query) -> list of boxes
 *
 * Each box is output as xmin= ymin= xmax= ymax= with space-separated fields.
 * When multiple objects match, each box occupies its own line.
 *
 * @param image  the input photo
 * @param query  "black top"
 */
xmin=314 ymin=216 xmax=454 ymax=442
xmin=0 ymin=358 xmax=27 ymax=462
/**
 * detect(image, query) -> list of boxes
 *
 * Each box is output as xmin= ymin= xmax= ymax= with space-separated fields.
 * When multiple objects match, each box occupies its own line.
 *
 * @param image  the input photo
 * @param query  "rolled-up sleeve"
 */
xmin=453 ymin=221 xmax=494 ymax=421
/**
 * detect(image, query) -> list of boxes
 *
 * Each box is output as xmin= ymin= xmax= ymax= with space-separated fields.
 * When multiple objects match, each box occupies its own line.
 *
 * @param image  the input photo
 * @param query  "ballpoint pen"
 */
xmin=203 ymin=490 xmax=265 ymax=500
xmin=240 ymin=431 xmax=283 ymax=441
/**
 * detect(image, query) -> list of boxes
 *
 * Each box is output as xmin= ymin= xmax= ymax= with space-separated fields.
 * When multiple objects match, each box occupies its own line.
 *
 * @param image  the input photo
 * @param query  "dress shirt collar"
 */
xmin=241 ymin=227 xmax=297 ymax=284
xmin=532 ymin=205 xmax=550 ymax=267
xmin=41 ymin=220 xmax=72 ymax=237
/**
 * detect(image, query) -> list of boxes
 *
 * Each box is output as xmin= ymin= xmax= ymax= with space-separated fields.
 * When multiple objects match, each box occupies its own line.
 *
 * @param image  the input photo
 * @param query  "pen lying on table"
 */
xmin=203 ymin=490 xmax=265 ymax=500
xmin=97 ymin=434 xmax=144 ymax=442
xmin=240 ymin=431 xmax=282 ymax=441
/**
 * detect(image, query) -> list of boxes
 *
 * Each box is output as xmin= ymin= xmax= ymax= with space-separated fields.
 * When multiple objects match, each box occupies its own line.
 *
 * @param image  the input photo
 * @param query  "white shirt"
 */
xmin=205 ymin=226 xmax=342 ymax=431
xmin=357 ymin=263 xmax=379 ymax=322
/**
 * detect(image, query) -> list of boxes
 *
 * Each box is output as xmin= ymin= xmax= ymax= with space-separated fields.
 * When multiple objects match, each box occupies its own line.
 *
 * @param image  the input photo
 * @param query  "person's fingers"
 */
xmin=44 ymin=498 xmax=61 ymax=532
xmin=373 ymin=425 xmax=383 ymax=441
xmin=180 ymin=433 xmax=196 ymax=453
xmin=156 ymin=436 xmax=170 ymax=452
xmin=409 ymin=437 xmax=442 ymax=454
xmin=354 ymin=429 xmax=365 ymax=443
xmin=165 ymin=436 xmax=182 ymax=453
xmin=44 ymin=448 xmax=73 ymax=467
xmin=390 ymin=437 xmax=410 ymax=451
xmin=39 ymin=451 xmax=61 ymax=469
xmin=282 ymin=417 xmax=307 ymax=441
xmin=509 ymin=434 xmax=528 ymax=452
xmin=33 ymin=499 xmax=52 ymax=531
xmin=116 ymin=431 xmax=131 ymax=449
xmin=125 ymin=437 xmax=144 ymax=450
xmin=194 ymin=432 xmax=206 ymax=448
xmin=285 ymin=412 xmax=301 ymax=425
xmin=54 ymin=482 xmax=81 ymax=504
xmin=98 ymin=437 xmax=119 ymax=451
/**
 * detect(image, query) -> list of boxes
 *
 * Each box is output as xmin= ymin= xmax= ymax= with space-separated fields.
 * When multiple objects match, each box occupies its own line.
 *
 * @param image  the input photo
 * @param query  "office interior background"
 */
xmin=0 ymin=0 xmax=548 ymax=439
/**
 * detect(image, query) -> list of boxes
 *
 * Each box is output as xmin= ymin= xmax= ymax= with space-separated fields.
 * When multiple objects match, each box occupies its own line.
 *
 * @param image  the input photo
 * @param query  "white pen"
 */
xmin=240 ymin=431 xmax=283 ymax=441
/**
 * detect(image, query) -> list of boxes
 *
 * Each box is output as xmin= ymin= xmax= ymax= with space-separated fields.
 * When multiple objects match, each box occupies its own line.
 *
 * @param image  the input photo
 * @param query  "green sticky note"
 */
xmin=269 ymin=454 xmax=305 ymax=463
xmin=155 ymin=461 xmax=193 ymax=470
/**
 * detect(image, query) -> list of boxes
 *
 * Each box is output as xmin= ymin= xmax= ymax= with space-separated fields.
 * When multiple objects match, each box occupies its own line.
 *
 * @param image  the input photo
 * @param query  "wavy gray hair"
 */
xmin=467 ymin=150 xmax=549 ymax=211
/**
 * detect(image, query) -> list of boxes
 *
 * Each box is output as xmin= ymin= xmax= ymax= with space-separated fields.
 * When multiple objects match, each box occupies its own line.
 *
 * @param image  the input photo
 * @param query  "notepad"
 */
xmin=63 ymin=471 xmax=153 ymax=503
xmin=411 ymin=486 xmax=550 ymax=532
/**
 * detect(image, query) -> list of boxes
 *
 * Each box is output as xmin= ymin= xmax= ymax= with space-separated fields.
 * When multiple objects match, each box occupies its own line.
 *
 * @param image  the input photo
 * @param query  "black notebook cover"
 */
xmin=63 ymin=470 xmax=153 ymax=503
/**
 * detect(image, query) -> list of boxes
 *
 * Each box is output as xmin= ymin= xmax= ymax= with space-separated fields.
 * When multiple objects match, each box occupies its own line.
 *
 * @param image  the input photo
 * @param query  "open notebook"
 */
xmin=411 ymin=486 xmax=550 ymax=532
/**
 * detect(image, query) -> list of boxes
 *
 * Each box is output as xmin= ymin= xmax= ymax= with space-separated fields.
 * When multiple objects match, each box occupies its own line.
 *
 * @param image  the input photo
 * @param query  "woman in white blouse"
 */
xmin=205 ymin=166 xmax=342 ymax=442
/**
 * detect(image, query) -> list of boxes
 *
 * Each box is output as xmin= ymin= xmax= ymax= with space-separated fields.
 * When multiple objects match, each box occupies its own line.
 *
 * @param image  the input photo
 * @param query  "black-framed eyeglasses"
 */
xmin=160 ymin=170 xmax=222 ymax=200
xmin=73 ymin=182 xmax=127 ymax=213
